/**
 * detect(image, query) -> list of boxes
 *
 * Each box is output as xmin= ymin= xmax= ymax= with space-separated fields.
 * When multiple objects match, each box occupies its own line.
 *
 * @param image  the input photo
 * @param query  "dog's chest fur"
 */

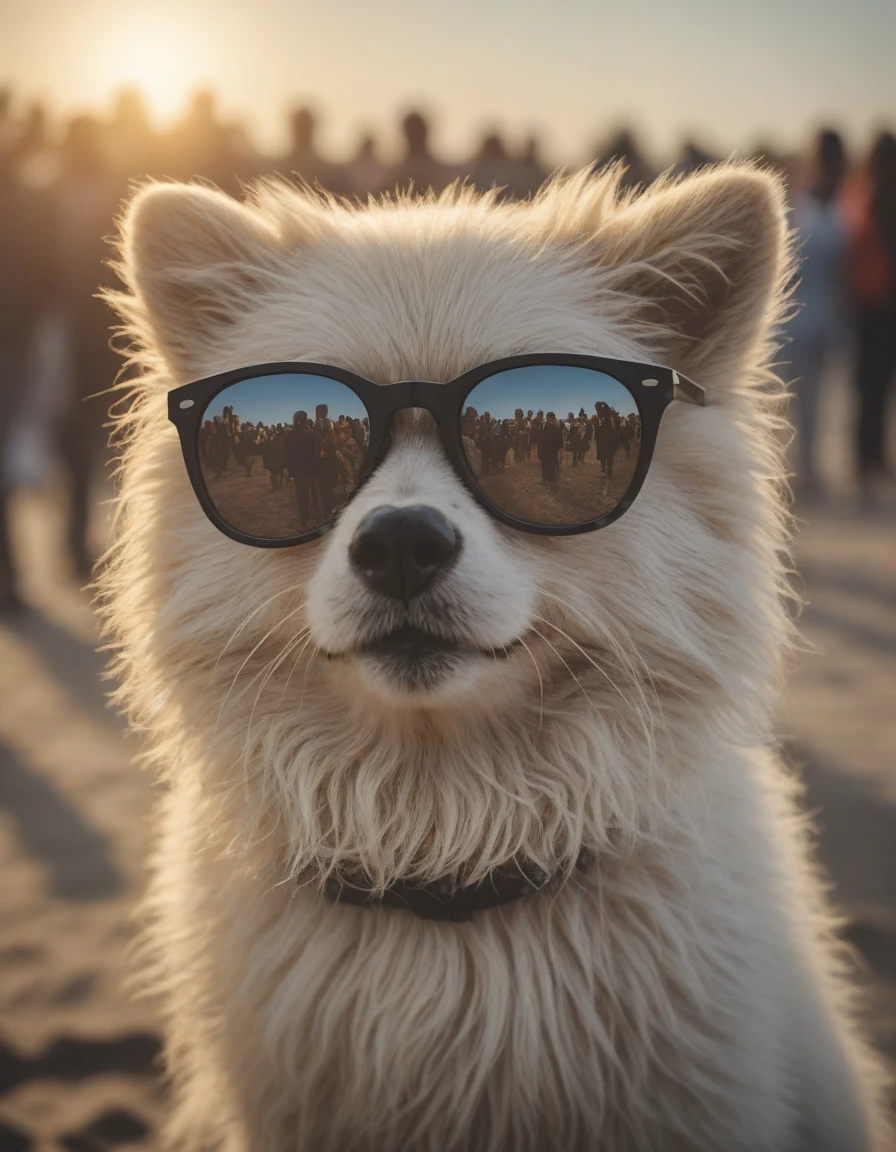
xmin=159 ymin=744 xmax=799 ymax=1152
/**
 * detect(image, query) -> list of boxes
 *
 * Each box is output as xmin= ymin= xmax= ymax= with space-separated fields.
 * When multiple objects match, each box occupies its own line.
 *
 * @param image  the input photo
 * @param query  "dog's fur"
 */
xmin=100 ymin=165 xmax=892 ymax=1150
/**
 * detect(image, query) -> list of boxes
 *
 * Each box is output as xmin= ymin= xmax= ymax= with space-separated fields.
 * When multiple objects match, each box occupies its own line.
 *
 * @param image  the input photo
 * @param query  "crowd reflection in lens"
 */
xmin=199 ymin=380 xmax=369 ymax=539
xmin=461 ymin=393 xmax=641 ymax=526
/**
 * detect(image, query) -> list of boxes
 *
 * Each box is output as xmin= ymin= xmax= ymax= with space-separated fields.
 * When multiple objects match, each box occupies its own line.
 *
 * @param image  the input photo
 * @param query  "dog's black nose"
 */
xmin=349 ymin=505 xmax=459 ymax=601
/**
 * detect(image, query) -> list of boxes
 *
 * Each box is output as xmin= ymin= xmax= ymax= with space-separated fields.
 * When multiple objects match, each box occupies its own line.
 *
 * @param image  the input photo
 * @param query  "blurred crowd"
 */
xmin=789 ymin=129 xmax=896 ymax=499
xmin=0 ymin=84 xmax=894 ymax=613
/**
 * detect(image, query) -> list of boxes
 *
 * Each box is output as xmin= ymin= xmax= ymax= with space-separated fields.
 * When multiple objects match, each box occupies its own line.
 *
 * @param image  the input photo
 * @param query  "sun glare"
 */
xmin=91 ymin=10 xmax=205 ymax=123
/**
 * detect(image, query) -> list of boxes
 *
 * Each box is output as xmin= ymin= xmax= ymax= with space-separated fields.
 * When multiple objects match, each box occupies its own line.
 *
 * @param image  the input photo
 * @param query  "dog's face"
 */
xmin=106 ymin=170 xmax=790 ymax=886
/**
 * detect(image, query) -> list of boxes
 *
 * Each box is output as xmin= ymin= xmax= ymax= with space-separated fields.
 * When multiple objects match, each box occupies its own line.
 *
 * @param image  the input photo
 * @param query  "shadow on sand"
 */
xmin=0 ymin=740 xmax=124 ymax=902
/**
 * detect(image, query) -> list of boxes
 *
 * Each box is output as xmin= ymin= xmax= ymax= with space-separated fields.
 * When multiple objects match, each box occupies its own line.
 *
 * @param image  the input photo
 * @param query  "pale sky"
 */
xmin=1 ymin=0 xmax=894 ymax=165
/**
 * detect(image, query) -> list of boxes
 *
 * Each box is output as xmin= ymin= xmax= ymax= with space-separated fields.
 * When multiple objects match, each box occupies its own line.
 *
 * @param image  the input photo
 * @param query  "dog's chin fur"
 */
xmin=352 ymin=650 xmax=500 ymax=706
xmin=99 ymin=168 xmax=892 ymax=1150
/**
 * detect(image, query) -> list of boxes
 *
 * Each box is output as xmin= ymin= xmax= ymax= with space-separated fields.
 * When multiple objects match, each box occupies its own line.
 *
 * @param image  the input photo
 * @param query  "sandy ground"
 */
xmin=0 ymin=489 xmax=164 ymax=1150
xmin=478 ymin=443 xmax=639 ymax=525
xmin=201 ymin=452 xmax=362 ymax=539
xmin=0 ymin=374 xmax=894 ymax=1148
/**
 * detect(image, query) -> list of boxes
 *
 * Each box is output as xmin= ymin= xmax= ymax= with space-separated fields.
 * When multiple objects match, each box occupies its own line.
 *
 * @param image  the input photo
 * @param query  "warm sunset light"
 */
xmin=97 ymin=13 xmax=197 ymax=121
xmin=75 ymin=7 xmax=212 ymax=124
xmin=3 ymin=0 xmax=895 ymax=159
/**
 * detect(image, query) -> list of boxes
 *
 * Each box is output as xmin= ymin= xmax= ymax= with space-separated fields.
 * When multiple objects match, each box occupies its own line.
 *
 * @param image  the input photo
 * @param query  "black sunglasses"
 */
xmin=167 ymin=353 xmax=704 ymax=548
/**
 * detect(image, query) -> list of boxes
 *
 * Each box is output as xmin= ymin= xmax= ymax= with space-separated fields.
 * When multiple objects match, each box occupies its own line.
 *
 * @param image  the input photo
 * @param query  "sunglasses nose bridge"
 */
xmin=389 ymin=379 xmax=436 ymax=411
xmin=377 ymin=380 xmax=454 ymax=439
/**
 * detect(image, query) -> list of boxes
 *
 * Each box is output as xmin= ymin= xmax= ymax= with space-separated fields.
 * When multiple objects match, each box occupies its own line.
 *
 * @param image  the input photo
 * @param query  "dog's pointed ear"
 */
xmin=119 ymin=183 xmax=285 ymax=378
xmin=593 ymin=165 xmax=790 ymax=385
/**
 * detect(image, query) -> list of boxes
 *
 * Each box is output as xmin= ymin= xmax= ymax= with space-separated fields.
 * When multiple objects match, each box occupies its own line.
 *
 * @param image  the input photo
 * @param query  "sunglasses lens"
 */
xmin=460 ymin=365 xmax=641 ymax=526
xmin=198 ymin=373 xmax=370 ymax=539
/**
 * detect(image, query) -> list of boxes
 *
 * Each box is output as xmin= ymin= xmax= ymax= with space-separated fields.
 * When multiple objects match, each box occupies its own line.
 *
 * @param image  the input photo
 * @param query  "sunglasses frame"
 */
xmin=167 ymin=353 xmax=705 ymax=548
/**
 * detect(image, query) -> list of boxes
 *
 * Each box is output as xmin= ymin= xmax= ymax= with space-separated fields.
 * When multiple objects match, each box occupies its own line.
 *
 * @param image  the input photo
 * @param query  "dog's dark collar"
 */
xmin=322 ymin=850 xmax=592 ymax=922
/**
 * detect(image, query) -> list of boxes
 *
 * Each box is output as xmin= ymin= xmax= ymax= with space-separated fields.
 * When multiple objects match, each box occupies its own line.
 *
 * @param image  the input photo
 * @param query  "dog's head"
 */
xmin=103 ymin=168 xmax=792 ymax=888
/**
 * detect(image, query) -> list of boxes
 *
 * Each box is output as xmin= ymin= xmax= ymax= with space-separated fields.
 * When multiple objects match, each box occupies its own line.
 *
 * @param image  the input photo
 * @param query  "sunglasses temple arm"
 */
xmin=672 ymin=370 xmax=706 ymax=407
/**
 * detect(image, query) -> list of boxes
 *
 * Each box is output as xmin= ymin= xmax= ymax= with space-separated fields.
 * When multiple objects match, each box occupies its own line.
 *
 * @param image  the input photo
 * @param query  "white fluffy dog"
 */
xmin=100 ymin=165 xmax=892 ymax=1150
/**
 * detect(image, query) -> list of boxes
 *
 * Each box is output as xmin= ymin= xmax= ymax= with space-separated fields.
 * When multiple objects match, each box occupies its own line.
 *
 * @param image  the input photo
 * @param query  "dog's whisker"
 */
xmin=554 ymin=596 xmax=661 ymax=721
xmin=214 ymin=602 xmax=308 ymax=740
xmin=517 ymin=635 xmax=545 ymax=730
xmin=541 ymin=589 xmax=658 ymax=723
xmin=532 ymin=613 xmax=636 ymax=710
xmin=212 ymin=586 xmax=304 ymax=679
xmin=242 ymin=627 xmax=312 ymax=764
xmin=528 ymin=625 xmax=602 ymax=721
xmin=537 ymin=589 xmax=653 ymax=692
xmin=277 ymin=632 xmax=318 ymax=712
xmin=298 ymin=643 xmax=322 ymax=716
xmin=537 ymin=591 xmax=666 ymax=747
xmin=230 ymin=628 xmax=312 ymax=819
xmin=262 ymin=626 xmax=312 ymax=698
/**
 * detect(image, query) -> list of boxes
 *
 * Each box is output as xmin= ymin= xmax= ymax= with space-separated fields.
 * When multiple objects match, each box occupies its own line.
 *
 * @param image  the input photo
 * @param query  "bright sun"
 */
xmin=93 ymin=10 xmax=204 ymax=122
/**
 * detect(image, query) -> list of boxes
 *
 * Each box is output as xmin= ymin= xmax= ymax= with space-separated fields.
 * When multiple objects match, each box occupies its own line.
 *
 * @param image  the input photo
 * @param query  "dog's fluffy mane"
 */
xmin=93 ymin=165 xmax=893 ymax=1150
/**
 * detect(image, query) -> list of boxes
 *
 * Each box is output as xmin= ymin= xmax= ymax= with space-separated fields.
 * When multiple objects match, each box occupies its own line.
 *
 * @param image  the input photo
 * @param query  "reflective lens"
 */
xmin=460 ymin=365 xmax=642 ymax=526
xmin=199 ymin=373 xmax=370 ymax=539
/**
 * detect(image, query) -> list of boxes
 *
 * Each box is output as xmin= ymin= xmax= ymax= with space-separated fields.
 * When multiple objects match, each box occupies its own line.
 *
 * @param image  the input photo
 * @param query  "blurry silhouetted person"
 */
xmin=15 ymin=101 xmax=48 ymax=161
xmin=14 ymin=102 xmax=61 ymax=193
xmin=843 ymin=131 xmax=896 ymax=489
xmin=285 ymin=410 xmax=318 ymax=528
xmin=218 ymin=121 xmax=262 ymax=192
xmin=538 ymin=412 xmax=564 ymax=484
xmin=0 ymin=142 xmax=46 ymax=611
xmin=748 ymin=142 xmax=799 ymax=188
xmin=0 ymin=87 xmax=14 ymax=154
xmin=107 ymin=87 xmax=158 ymax=183
xmin=167 ymin=90 xmax=237 ymax=190
xmin=283 ymin=106 xmax=333 ymax=191
xmin=595 ymin=409 xmax=619 ymax=477
xmin=674 ymin=138 xmax=717 ymax=178
xmin=594 ymin=127 xmax=653 ymax=195
xmin=262 ymin=425 xmax=287 ymax=490
xmin=516 ymin=135 xmax=547 ymax=198
xmin=469 ymin=130 xmax=530 ymax=201
xmin=53 ymin=115 xmax=120 ymax=579
xmin=313 ymin=404 xmax=338 ymax=519
xmin=787 ymin=128 xmax=849 ymax=495
xmin=345 ymin=132 xmax=388 ymax=198
xmin=211 ymin=416 xmax=230 ymax=478
xmin=391 ymin=110 xmax=455 ymax=196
